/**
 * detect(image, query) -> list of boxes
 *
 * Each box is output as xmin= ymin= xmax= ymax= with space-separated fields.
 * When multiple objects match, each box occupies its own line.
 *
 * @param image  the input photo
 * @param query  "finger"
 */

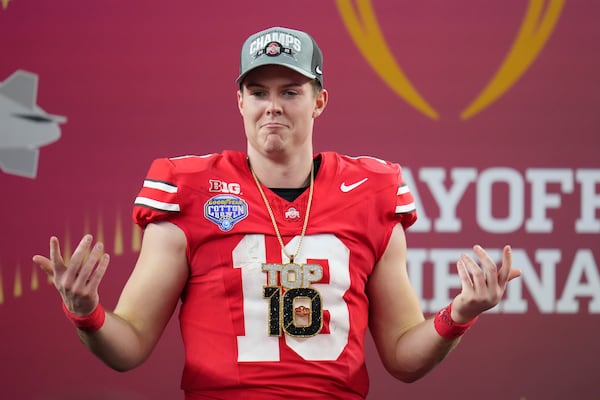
xmin=86 ymin=253 xmax=110 ymax=290
xmin=456 ymin=258 xmax=474 ymax=288
xmin=32 ymin=255 xmax=54 ymax=277
xmin=66 ymin=235 xmax=93 ymax=278
xmin=461 ymin=253 xmax=487 ymax=289
xmin=49 ymin=236 xmax=66 ymax=273
xmin=496 ymin=245 xmax=513 ymax=287
xmin=76 ymin=241 xmax=105 ymax=285
xmin=472 ymin=245 xmax=499 ymax=288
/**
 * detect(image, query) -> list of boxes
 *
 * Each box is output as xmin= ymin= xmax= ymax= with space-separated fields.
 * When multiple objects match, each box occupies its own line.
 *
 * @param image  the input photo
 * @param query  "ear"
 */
xmin=237 ymin=89 xmax=244 ymax=116
xmin=313 ymin=88 xmax=328 ymax=118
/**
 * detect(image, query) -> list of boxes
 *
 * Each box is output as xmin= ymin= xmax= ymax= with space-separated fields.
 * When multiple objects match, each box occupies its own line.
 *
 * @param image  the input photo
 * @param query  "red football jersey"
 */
xmin=133 ymin=151 xmax=417 ymax=399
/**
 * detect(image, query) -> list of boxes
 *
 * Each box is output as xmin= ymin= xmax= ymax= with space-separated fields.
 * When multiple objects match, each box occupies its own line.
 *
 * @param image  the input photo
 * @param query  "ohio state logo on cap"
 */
xmin=266 ymin=42 xmax=282 ymax=56
xmin=258 ymin=41 xmax=292 ymax=58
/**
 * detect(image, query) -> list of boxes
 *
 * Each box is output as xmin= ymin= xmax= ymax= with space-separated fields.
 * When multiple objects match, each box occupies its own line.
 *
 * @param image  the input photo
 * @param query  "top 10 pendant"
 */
xmin=262 ymin=262 xmax=324 ymax=338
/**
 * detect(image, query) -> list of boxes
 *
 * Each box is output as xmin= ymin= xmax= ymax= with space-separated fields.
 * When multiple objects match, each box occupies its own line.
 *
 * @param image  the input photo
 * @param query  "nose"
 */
xmin=266 ymin=95 xmax=282 ymax=116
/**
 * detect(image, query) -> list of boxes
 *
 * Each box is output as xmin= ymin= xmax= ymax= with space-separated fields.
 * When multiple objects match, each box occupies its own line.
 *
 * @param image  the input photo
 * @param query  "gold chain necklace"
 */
xmin=249 ymin=161 xmax=314 ymax=263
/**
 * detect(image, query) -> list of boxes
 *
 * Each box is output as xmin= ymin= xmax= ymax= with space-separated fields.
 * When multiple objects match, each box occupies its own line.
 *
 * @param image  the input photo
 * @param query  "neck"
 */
xmin=247 ymin=150 xmax=314 ymax=188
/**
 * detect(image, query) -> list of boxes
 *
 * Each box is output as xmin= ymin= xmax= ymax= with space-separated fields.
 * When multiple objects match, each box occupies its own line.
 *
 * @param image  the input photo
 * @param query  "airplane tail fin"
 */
xmin=0 ymin=70 xmax=38 ymax=109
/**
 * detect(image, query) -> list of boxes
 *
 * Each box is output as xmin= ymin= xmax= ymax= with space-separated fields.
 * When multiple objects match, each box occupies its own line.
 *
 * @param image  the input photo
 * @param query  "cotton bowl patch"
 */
xmin=204 ymin=194 xmax=248 ymax=231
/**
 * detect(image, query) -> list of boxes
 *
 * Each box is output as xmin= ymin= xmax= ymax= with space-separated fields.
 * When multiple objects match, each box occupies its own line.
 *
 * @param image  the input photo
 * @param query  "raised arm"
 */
xmin=33 ymin=222 xmax=189 ymax=371
xmin=367 ymin=223 xmax=521 ymax=382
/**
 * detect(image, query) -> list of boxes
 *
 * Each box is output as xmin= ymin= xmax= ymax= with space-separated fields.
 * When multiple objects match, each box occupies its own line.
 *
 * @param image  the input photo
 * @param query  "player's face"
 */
xmin=237 ymin=65 xmax=327 ymax=158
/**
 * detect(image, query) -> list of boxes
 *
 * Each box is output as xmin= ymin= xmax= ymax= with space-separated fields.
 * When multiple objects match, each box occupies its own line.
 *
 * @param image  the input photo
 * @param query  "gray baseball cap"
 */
xmin=236 ymin=27 xmax=323 ymax=86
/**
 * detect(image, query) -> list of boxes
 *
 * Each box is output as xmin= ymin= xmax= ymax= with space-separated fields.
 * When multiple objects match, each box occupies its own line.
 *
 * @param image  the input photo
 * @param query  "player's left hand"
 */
xmin=451 ymin=245 xmax=522 ymax=323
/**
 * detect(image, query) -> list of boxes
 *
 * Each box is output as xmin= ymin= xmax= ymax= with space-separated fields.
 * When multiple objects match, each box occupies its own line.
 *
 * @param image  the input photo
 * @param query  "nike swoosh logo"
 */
xmin=340 ymin=178 xmax=368 ymax=192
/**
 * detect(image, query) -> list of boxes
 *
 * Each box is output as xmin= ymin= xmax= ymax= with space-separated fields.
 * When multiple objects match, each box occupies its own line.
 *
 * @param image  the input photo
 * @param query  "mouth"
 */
xmin=260 ymin=121 xmax=287 ymax=129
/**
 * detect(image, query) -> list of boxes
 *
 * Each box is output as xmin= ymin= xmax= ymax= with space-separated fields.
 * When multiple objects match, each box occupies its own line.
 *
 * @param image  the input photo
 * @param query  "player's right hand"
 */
xmin=33 ymin=235 xmax=110 ymax=316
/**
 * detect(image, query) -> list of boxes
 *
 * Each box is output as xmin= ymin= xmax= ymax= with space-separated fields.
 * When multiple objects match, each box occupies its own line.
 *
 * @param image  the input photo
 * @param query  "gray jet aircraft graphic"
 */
xmin=0 ymin=70 xmax=66 ymax=178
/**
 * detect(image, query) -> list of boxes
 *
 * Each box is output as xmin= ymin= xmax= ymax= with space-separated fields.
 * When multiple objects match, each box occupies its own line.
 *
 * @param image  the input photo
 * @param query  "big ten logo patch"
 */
xmin=209 ymin=179 xmax=241 ymax=194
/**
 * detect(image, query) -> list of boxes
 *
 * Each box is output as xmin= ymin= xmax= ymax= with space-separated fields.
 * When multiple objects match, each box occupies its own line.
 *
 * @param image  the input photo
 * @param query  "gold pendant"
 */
xmin=262 ymin=262 xmax=324 ymax=337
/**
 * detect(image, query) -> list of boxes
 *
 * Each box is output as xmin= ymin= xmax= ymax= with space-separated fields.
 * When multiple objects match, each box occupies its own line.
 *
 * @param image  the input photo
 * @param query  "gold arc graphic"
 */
xmin=336 ymin=0 xmax=439 ymax=119
xmin=461 ymin=0 xmax=564 ymax=119
xmin=1 ymin=0 xmax=10 ymax=10
xmin=336 ymin=0 xmax=564 ymax=120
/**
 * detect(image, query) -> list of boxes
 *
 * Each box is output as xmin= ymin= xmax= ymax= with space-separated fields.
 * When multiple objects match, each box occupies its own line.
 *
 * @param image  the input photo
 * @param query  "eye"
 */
xmin=250 ymin=90 xmax=266 ymax=98
xmin=283 ymin=90 xmax=298 ymax=97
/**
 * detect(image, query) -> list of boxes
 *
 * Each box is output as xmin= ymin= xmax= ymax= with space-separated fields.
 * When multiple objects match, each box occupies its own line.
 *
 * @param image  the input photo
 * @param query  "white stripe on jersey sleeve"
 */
xmin=396 ymin=203 xmax=416 ymax=214
xmin=143 ymin=179 xmax=178 ymax=193
xmin=397 ymin=184 xmax=410 ymax=195
xmin=134 ymin=196 xmax=181 ymax=212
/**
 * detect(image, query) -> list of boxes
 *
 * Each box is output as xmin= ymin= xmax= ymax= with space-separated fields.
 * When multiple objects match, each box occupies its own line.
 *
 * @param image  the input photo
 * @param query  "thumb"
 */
xmin=32 ymin=255 xmax=55 ymax=281
xmin=508 ymin=268 xmax=522 ymax=281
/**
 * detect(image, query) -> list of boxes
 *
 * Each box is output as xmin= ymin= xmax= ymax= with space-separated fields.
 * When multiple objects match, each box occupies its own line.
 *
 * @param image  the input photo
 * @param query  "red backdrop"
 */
xmin=1 ymin=1 xmax=598 ymax=399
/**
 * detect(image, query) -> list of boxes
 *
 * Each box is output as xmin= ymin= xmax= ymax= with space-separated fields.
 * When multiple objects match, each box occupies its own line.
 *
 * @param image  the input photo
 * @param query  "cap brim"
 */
xmin=236 ymin=57 xmax=317 ymax=84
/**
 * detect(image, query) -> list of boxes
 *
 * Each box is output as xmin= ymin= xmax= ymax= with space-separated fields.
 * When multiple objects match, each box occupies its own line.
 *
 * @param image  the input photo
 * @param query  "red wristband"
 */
xmin=62 ymin=302 xmax=106 ymax=332
xmin=434 ymin=303 xmax=478 ymax=339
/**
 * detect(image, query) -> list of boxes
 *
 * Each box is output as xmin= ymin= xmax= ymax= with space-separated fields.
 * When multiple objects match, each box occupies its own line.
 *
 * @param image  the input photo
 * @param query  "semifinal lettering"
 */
xmin=402 ymin=167 xmax=600 ymax=234
xmin=406 ymin=247 xmax=600 ymax=314
xmin=398 ymin=166 xmax=599 ymax=315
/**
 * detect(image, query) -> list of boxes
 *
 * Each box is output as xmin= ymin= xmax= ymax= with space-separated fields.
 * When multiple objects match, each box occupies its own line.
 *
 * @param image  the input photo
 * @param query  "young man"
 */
xmin=33 ymin=27 xmax=521 ymax=399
